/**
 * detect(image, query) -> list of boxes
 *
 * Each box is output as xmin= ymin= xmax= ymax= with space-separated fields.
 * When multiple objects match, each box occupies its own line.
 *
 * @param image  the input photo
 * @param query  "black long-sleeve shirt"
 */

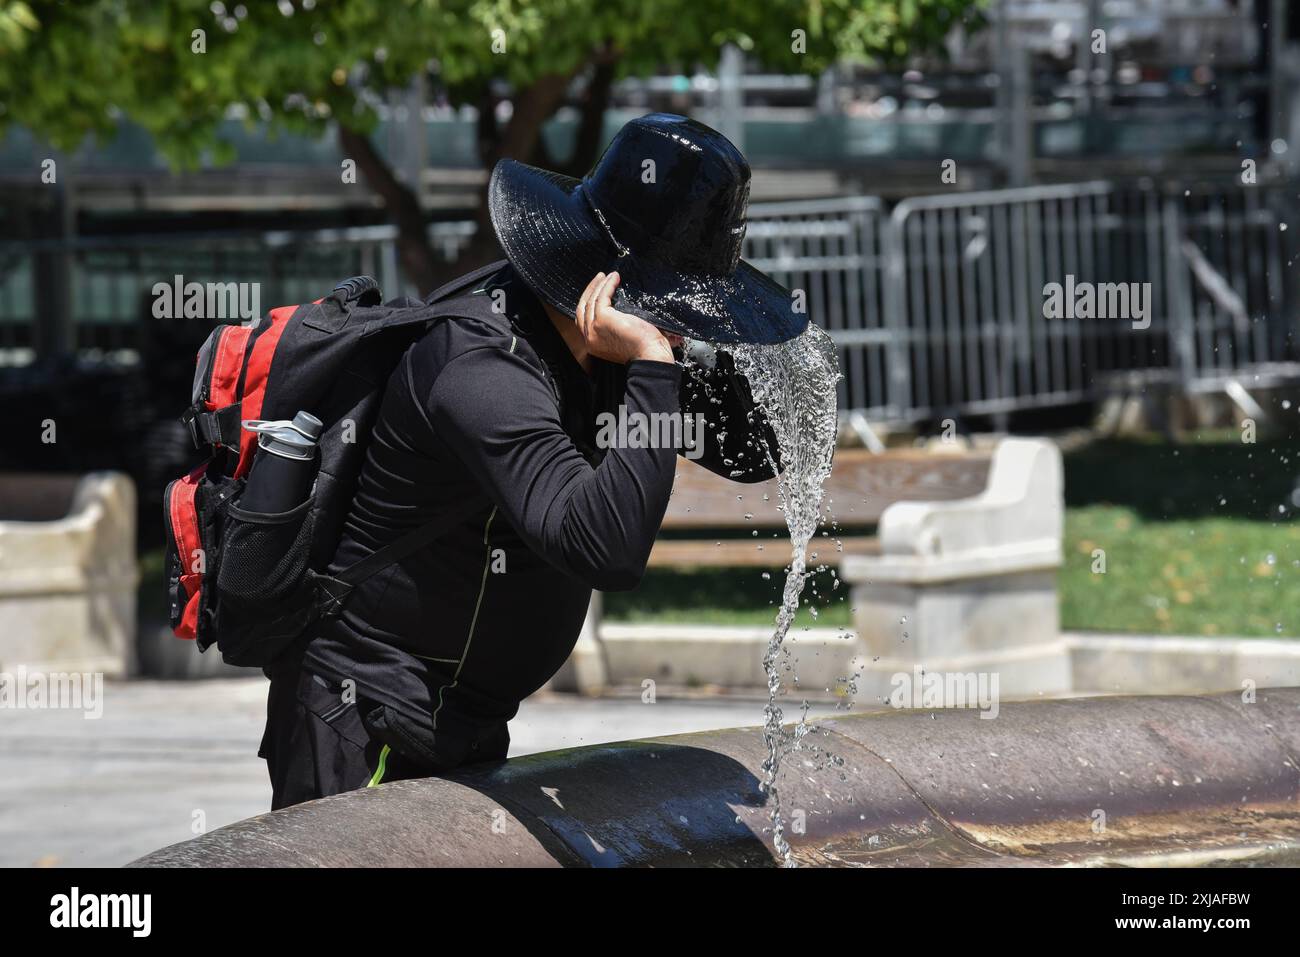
xmin=305 ymin=265 xmax=776 ymax=740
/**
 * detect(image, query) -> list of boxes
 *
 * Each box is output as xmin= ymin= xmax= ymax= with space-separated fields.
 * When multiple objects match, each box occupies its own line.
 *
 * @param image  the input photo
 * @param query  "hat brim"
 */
xmin=487 ymin=159 xmax=809 ymax=346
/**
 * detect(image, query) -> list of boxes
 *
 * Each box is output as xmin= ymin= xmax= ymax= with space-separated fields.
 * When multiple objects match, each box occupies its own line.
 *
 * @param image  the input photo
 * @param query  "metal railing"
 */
xmin=743 ymin=196 xmax=890 ymax=415
xmin=885 ymin=181 xmax=1157 ymax=418
xmin=0 ymin=222 xmax=474 ymax=357
xmin=1 ymin=182 xmax=1295 ymax=420
xmin=749 ymin=182 xmax=1297 ymax=420
xmin=876 ymin=181 xmax=1296 ymax=420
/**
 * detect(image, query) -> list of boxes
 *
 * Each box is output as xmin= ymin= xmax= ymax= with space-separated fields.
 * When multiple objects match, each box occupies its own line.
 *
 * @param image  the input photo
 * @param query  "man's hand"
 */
xmin=576 ymin=271 xmax=678 ymax=365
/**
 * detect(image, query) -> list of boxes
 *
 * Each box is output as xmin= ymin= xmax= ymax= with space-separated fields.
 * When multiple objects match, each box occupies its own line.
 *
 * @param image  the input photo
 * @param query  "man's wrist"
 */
xmin=633 ymin=339 xmax=675 ymax=364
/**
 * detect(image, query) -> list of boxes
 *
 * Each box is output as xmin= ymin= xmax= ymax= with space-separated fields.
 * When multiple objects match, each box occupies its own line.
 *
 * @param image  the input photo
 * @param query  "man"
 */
xmin=261 ymin=113 xmax=808 ymax=808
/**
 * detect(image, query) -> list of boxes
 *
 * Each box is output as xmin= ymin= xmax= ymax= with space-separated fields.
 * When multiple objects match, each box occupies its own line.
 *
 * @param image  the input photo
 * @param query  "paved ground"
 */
xmin=0 ymin=676 xmax=840 ymax=868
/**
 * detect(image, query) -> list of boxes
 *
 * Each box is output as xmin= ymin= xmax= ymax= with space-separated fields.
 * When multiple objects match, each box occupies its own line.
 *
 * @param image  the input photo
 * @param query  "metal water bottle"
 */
xmin=238 ymin=411 xmax=323 ymax=513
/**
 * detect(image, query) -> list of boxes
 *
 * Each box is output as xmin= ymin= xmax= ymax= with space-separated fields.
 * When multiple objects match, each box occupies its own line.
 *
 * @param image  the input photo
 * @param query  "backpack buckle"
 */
xmin=181 ymin=406 xmax=203 ymax=449
xmin=182 ymin=404 xmax=243 ymax=449
xmin=313 ymin=576 xmax=354 ymax=619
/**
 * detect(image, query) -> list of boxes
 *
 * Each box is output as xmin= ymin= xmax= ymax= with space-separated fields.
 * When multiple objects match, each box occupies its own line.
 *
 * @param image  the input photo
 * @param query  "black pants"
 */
xmin=260 ymin=656 xmax=509 ymax=811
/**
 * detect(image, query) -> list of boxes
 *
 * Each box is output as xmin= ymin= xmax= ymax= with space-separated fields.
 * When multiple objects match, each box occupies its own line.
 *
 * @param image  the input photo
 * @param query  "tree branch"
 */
xmin=337 ymin=122 xmax=438 ymax=295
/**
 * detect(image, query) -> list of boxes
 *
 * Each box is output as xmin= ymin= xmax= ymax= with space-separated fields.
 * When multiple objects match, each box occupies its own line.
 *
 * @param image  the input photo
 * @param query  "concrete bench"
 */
xmin=842 ymin=437 xmax=1066 ymax=702
xmin=647 ymin=446 xmax=994 ymax=568
xmin=0 ymin=471 xmax=138 ymax=676
xmin=553 ymin=438 xmax=1065 ymax=699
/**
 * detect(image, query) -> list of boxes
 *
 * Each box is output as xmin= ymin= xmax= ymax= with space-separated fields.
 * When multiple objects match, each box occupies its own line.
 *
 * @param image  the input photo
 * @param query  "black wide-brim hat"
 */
xmin=488 ymin=113 xmax=808 ymax=346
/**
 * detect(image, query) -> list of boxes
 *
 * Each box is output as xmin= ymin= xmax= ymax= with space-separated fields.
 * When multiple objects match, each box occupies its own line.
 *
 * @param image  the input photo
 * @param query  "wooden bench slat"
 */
xmin=647 ymin=535 xmax=882 ymax=569
xmin=662 ymin=448 xmax=992 ymax=529
xmin=0 ymin=473 xmax=83 ymax=522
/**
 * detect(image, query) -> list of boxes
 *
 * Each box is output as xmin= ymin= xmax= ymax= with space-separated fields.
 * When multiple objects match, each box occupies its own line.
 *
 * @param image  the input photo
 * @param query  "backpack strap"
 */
xmin=314 ymin=260 xmax=528 ymax=616
xmin=315 ymin=497 xmax=489 ymax=617
xmin=356 ymin=261 xmax=511 ymax=339
xmin=423 ymin=259 xmax=507 ymax=304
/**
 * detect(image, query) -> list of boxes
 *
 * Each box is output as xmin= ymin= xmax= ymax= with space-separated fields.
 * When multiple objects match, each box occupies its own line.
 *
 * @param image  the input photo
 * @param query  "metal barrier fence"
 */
xmin=750 ymin=183 xmax=1297 ymax=420
xmin=880 ymin=181 xmax=1297 ymax=421
xmin=1 ymin=183 xmax=1295 ymax=421
xmin=741 ymin=196 xmax=890 ymax=415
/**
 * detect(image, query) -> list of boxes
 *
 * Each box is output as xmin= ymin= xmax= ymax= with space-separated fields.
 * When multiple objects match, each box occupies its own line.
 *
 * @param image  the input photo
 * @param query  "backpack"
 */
xmin=163 ymin=260 xmax=511 ymax=668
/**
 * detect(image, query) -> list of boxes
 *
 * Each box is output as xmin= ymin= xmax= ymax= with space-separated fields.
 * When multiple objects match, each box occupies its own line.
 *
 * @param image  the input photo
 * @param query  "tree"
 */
xmin=0 ymin=0 xmax=984 ymax=293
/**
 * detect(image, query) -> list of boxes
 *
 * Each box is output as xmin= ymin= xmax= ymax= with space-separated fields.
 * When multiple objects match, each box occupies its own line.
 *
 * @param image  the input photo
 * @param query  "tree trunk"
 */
xmin=440 ymin=68 xmax=584 ymax=285
xmin=342 ymin=60 xmax=612 ymax=292
xmin=337 ymin=123 xmax=439 ymax=296
xmin=558 ymin=56 xmax=617 ymax=177
xmin=483 ymin=70 xmax=578 ymax=169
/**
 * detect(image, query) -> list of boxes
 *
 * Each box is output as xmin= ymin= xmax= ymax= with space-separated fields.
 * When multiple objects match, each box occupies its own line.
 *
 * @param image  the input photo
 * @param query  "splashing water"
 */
xmin=728 ymin=325 xmax=840 ymax=865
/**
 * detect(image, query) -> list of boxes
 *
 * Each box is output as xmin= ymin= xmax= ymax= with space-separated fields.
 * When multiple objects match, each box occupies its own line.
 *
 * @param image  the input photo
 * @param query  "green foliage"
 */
xmin=0 ymin=0 xmax=985 ymax=167
xmin=0 ymin=2 xmax=39 ymax=52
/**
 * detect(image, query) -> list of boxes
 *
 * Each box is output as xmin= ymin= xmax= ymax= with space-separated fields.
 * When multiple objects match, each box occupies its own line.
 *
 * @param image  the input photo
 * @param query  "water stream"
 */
xmin=728 ymin=325 xmax=841 ymax=865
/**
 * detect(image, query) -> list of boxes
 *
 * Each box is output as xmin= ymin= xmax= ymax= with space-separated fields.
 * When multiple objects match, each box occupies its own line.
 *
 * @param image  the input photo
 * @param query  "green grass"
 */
xmin=1061 ymin=506 xmax=1300 ymax=636
xmin=607 ymin=431 xmax=1300 ymax=638
xmin=602 ymin=565 xmax=853 ymax=629
xmin=1059 ymin=431 xmax=1300 ymax=637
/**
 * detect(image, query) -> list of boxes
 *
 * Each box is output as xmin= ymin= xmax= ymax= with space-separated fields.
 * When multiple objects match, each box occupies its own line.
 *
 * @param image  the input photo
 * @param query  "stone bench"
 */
xmin=842 ymin=436 xmax=1067 ymax=702
xmin=0 ymin=471 xmax=138 ymax=676
xmin=553 ymin=438 xmax=1065 ymax=700
xmin=646 ymin=446 xmax=994 ymax=568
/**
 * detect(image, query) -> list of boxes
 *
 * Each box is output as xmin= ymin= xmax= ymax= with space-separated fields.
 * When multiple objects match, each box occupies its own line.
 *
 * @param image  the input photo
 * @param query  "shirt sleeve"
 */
xmin=427 ymin=346 xmax=681 ymax=591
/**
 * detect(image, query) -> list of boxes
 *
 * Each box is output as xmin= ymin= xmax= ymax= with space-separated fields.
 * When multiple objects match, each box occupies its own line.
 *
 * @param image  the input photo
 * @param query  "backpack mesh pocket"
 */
xmin=216 ymin=497 xmax=315 ymax=612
